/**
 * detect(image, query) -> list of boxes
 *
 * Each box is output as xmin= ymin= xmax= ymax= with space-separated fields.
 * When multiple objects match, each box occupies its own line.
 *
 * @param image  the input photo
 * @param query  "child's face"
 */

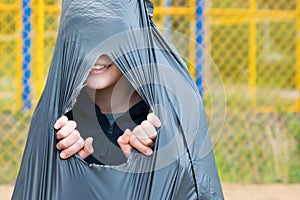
xmin=85 ymin=55 xmax=123 ymax=90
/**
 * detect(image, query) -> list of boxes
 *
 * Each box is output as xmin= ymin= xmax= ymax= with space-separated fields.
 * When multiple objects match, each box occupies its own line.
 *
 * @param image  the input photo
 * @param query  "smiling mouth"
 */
xmin=89 ymin=63 xmax=113 ymax=75
xmin=92 ymin=63 xmax=113 ymax=70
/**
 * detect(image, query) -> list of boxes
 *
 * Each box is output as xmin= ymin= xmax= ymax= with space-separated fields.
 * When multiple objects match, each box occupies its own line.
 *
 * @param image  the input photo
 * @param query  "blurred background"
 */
xmin=0 ymin=0 xmax=299 ymax=199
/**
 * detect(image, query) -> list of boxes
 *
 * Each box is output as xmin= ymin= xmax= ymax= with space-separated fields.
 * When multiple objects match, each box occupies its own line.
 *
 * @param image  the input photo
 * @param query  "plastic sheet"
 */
xmin=12 ymin=0 xmax=224 ymax=199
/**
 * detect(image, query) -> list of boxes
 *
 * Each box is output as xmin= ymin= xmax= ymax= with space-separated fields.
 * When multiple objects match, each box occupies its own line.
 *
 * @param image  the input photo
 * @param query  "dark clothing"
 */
xmin=65 ymin=91 xmax=150 ymax=166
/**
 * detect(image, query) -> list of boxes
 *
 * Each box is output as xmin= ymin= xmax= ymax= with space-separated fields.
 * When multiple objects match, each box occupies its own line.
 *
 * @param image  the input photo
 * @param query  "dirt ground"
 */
xmin=1 ymin=183 xmax=299 ymax=199
xmin=222 ymin=183 xmax=300 ymax=200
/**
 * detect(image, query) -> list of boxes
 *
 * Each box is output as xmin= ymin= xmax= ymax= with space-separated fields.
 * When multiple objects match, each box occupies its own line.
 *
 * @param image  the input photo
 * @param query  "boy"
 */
xmin=54 ymin=54 xmax=161 ymax=165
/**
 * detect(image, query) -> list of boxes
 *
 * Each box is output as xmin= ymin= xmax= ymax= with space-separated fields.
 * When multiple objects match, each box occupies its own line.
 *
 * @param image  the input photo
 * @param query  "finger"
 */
xmin=59 ymin=137 xmax=85 ymax=159
xmin=56 ymin=120 xmax=77 ymax=140
xmin=147 ymin=113 xmax=161 ymax=128
xmin=117 ymin=129 xmax=131 ymax=145
xmin=78 ymin=137 xmax=94 ymax=159
xmin=129 ymin=134 xmax=153 ymax=156
xmin=131 ymin=125 xmax=154 ymax=147
xmin=141 ymin=120 xmax=157 ymax=140
xmin=54 ymin=115 xmax=68 ymax=130
xmin=56 ymin=130 xmax=81 ymax=150
xmin=117 ymin=129 xmax=133 ymax=158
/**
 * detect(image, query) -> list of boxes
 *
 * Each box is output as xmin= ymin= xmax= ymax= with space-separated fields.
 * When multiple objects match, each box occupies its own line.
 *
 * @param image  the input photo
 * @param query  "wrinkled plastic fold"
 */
xmin=12 ymin=0 xmax=224 ymax=199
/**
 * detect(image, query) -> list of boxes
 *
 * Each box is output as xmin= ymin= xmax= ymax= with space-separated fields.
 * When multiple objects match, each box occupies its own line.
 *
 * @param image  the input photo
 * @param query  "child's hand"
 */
xmin=54 ymin=115 xmax=94 ymax=159
xmin=117 ymin=113 xmax=161 ymax=158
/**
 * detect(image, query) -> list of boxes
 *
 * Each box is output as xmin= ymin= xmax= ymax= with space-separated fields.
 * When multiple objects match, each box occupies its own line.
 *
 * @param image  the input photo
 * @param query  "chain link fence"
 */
xmin=0 ymin=0 xmax=61 ymax=184
xmin=0 ymin=0 xmax=299 ymax=184
xmin=205 ymin=0 xmax=300 ymax=183
xmin=0 ymin=0 xmax=30 ymax=183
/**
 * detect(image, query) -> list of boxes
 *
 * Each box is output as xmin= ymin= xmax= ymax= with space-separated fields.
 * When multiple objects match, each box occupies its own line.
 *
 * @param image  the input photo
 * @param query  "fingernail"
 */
xmin=145 ymin=148 xmax=153 ymax=156
xmin=125 ymin=129 xmax=131 ymax=135
xmin=151 ymin=132 xmax=157 ymax=138
xmin=157 ymin=121 xmax=162 ymax=127
xmin=60 ymin=152 xmax=67 ymax=159
xmin=156 ymin=118 xmax=162 ymax=127
xmin=56 ymin=132 xmax=62 ymax=140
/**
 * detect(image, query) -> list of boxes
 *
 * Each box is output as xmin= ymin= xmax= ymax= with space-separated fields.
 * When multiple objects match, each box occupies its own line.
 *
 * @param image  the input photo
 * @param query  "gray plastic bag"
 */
xmin=12 ymin=0 xmax=223 ymax=199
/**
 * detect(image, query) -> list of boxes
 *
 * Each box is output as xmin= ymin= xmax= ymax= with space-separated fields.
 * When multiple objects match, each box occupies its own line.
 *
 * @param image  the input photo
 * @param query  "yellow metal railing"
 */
xmin=15 ymin=1 xmax=23 ymax=110
xmin=35 ymin=0 xmax=45 ymax=98
xmin=31 ymin=2 xmax=61 ymax=101
xmin=0 ymin=3 xmax=19 ymax=11
xmin=205 ymin=2 xmax=300 ymax=113
xmin=206 ymin=0 xmax=300 ymax=183
xmin=249 ymin=0 xmax=257 ymax=107
xmin=296 ymin=1 xmax=300 ymax=111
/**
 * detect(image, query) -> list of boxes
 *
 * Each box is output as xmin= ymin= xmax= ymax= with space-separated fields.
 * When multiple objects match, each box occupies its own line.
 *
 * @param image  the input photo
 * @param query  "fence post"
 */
xmin=196 ymin=0 xmax=204 ymax=96
xmin=22 ymin=0 xmax=31 ymax=109
xmin=36 ymin=0 xmax=45 ymax=99
xmin=15 ymin=2 xmax=22 ymax=110
xmin=296 ymin=1 xmax=300 ymax=111
xmin=189 ymin=0 xmax=196 ymax=81
xmin=249 ymin=0 xmax=257 ymax=107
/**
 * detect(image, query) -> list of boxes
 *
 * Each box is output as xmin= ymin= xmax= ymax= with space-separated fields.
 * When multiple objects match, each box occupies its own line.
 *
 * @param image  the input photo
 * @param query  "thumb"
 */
xmin=117 ymin=129 xmax=131 ymax=145
xmin=117 ymin=129 xmax=133 ymax=158
xmin=78 ymin=137 xmax=94 ymax=159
